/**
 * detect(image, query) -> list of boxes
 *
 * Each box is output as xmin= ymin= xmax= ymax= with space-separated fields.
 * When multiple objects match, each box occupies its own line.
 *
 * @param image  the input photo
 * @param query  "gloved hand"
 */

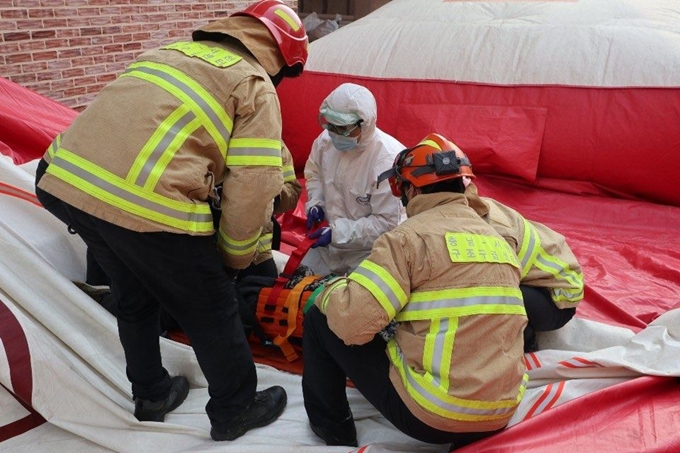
xmin=306 ymin=205 xmax=325 ymax=231
xmin=309 ymin=226 xmax=332 ymax=248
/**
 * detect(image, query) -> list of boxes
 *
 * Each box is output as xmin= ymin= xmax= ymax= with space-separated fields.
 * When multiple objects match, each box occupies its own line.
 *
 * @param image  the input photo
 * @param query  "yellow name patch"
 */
xmin=445 ymin=232 xmax=518 ymax=267
xmin=163 ymin=42 xmax=242 ymax=68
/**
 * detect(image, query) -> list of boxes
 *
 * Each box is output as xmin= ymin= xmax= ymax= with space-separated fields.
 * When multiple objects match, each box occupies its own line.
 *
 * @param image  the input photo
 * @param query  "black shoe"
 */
xmin=134 ymin=376 xmax=189 ymax=422
xmin=211 ymin=386 xmax=287 ymax=441
xmin=310 ymin=411 xmax=358 ymax=447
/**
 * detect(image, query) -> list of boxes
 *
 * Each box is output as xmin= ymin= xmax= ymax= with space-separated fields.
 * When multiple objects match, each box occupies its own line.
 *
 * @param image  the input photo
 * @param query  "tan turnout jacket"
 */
xmin=316 ymin=192 xmax=528 ymax=433
xmin=39 ymin=17 xmax=289 ymax=270
xmin=466 ymin=183 xmax=584 ymax=308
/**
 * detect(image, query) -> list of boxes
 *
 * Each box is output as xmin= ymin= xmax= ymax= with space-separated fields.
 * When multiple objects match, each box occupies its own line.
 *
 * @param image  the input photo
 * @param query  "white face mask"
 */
xmin=330 ymin=132 xmax=359 ymax=152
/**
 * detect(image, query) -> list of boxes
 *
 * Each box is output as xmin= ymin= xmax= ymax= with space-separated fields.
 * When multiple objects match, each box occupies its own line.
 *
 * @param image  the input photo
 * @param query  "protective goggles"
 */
xmin=318 ymin=113 xmax=363 ymax=136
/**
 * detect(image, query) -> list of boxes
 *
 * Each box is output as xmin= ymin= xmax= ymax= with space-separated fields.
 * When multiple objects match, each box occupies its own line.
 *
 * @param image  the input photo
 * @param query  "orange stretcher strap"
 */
xmin=272 ymin=275 xmax=318 ymax=361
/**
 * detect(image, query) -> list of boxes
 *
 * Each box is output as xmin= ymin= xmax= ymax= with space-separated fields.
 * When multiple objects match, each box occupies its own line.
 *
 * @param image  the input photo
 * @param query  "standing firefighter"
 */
xmin=35 ymin=0 xmax=308 ymax=441
xmin=301 ymin=133 xmax=528 ymax=450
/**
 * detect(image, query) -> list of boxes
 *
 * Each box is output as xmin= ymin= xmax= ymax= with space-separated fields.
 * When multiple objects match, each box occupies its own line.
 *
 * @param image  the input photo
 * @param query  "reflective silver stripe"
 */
xmin=400 ymin=295 xmax=523 ymax=315
xmin=351 ymin=264 xmax=404 ymax=314
xmin=227 ymin=146 xmax=281 ymax=159
xmin=52 ymin=154 xmax=213 ymax=225
xmin=123 ymin=64 xmax=231 ymax=149
xmin=519 ymin=224 xmax=538 ymax=274
xmin=135 ymin=109 xmax=197 ymax=186
xmin=553 ymin=286 xmax=584 ymax=301
xmin=396 ymin=348 xmax=518 ymax=417
xmin=258 ymin=234 xmax=272 ymax=252
xmin=536 ymin=253 xmax=581 ymax=287
xmin=429 ymin=318 xmax=450 ymax=385
xmin=283 ymin=167 xmax=296 ymax=182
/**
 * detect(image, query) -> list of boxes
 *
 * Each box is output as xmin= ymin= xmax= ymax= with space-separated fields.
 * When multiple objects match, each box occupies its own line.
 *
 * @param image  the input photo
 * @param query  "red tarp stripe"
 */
xmin=0 ymin=407 xmax=46 ymax=443
xmin=0 ymin=299 xmax=44 ymax=440
xmin=524 ymin=352 xmax=541 ymax=370
xmin=525 ymin=383 xmax=555 ymax=419
xmin=0 ymin=182 xmax=41 ymax=207
xmin=527 ymin=381 xmax=564 ymax=419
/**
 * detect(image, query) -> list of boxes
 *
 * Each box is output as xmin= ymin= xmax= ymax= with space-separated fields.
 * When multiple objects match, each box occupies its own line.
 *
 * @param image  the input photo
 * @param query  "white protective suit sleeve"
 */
xmin=303 ymin=83 xmax=406 ymax=252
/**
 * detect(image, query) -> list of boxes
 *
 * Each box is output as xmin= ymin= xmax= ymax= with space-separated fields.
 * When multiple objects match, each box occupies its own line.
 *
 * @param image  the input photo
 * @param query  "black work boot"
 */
xmin=134 ymin=375 xmax=190 ymax=422
xmin=310 ymin=410 xmax=358 ymax=447
xmin=211 ymin=385 xmax=287 ymax=441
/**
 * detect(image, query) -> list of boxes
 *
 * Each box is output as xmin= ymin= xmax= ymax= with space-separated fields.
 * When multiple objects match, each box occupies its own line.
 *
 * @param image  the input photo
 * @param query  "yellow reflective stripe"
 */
xmin=225 ymin=138 xmax=282 ymax=167
xmin=423 ymin=318 xmax=457 ymax=391
xmin=418 ymin=138 xmax=442 ymax=150
xmin=535 ymin=251 xmax=584 ymax=302
xmin=217 ymin=227 xmax=261 ymax=257
xmin=319 ymin=278 xmax=348 ymax=314
xmin=388 ymin=342 xmax=523 ymax=421
xmin=445 ymin=232 xmax=519 ymax=267
xmin=257 ymin=233 xmax=273 ymax=253
xmin=518 ymin=220 xmax=540 ymax=277
xmin=521 ymin=220 xmax=584 ymax=303
xmin=274 ymin=9 xmax=300 ymax=31
xmin=162 ymin=41 xmax=242 ymax=68
xmin=47 ymin=148 xmax=213 ymax=233
xmin=397 ymin=286 xmax=525 ymax=322
xmin=121 ymin=61 xmax=233 ymax=159
xmin=128 ymin=105 xmax=201 ymax=190
xmin=282 ymin=164 xmax=296 ymax=182
xmin=46 ymin=134 xmax=61 ymax=159
xmin=349 ymin=260 xmax=408 ymax=319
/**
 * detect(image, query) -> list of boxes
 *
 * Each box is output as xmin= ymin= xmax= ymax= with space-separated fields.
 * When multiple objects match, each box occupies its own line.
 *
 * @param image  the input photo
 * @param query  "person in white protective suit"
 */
xmin=302 ymin=83 xmax=406 ymax=275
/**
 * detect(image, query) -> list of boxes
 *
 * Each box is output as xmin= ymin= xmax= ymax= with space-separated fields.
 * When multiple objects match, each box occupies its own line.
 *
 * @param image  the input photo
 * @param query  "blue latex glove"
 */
xmin=306 ymin=205 xmax=325 ymax=230
xmin=309 ymin=226 xmax=332 ymax=248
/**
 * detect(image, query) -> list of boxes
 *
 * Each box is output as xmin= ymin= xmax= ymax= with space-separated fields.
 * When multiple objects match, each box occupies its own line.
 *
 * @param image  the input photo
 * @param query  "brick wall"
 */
xmin=0 ymin=0 xmax=298 ymax=111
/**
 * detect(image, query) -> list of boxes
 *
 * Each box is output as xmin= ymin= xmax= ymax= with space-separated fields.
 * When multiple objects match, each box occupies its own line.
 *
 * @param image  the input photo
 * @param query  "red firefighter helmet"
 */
xmin=232 ymin=0 xmax=309 ymax=70
xmin=378 ymin=133 xmax=475 ymax=197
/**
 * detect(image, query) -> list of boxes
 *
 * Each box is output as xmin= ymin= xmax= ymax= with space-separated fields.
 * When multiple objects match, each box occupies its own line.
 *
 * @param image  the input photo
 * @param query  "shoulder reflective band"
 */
xmin=445 ymin=232 xmax=519 ymax=268
xmin=396 ymin=286 xmax=525 ymax=322
xmin=46 ymin=148 xmax=214 ymax=233
xmin=387 ymin=341 xmax=528 ymax=421
xmin=121 ymin=61 xmax=233 ymax=160
xmin=349 ymin=260 xmax=408 ymax=319
xmin=518 ymin=220 xmax=541 ymax=277
xmin=225 ymin=138 xmax=282 ymax=167
xmin=128 ymin=104 xmax=201 ymax=190
xmin=162 ymin=41 xmax=242 ymax=68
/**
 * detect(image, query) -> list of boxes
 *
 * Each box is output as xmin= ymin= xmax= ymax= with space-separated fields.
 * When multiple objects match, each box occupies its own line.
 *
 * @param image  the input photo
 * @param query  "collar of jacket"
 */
xmin=405 ymin=191 xmax=469 ymax=218
xmin=464 ymin=182 xmax=490 ymax=218
xmin=192 ymin=16 xmax=286 ymax=76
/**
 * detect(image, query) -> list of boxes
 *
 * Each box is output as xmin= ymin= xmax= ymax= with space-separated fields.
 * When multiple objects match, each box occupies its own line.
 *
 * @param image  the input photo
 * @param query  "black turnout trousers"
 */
xmin=60 ymin=202 xmax=256 ymax=424
xmin=301 ymin=306 xmax=500 ymax=450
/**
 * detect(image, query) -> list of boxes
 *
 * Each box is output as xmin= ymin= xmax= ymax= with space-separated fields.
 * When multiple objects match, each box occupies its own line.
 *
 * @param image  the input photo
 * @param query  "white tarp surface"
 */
xmin=1 ymin=154 xmax=680 ymax=452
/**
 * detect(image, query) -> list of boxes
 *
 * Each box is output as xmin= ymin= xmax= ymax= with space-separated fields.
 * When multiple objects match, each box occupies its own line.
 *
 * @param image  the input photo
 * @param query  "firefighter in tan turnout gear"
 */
xmin=35 ymin=0 xmax=308 ymax=441
xmin=301 ymin=133 xmax=528 ymax=450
